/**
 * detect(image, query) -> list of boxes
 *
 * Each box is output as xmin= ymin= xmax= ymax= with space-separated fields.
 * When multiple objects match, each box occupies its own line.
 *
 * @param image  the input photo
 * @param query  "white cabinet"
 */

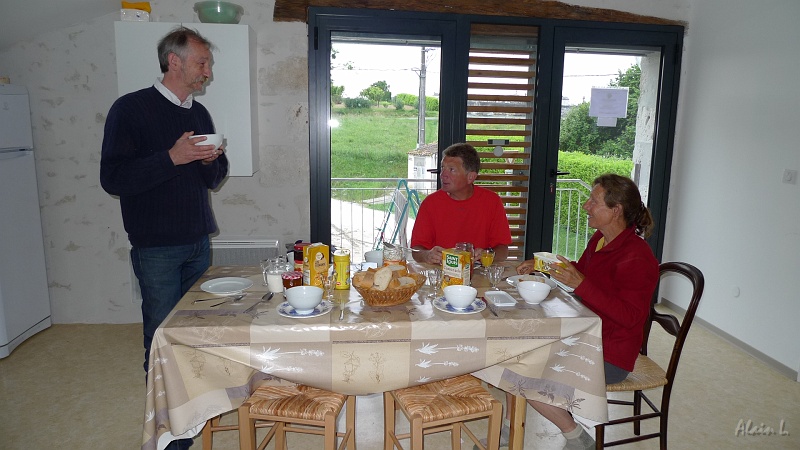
xmin=114 ymin=21 xmax=259 ymax=176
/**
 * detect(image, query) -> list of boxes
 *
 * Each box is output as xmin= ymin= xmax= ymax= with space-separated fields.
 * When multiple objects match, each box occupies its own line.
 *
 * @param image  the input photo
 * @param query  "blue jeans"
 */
xmin=131 ymin=236 xmax=211 ymax=372
xmin=132 ymin=237 xmax=210 ymax=450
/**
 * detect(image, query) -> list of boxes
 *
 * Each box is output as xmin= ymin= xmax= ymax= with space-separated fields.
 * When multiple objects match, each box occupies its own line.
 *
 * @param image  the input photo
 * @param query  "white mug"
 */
xmin=364 ymin=250 xmax=383 ymax=266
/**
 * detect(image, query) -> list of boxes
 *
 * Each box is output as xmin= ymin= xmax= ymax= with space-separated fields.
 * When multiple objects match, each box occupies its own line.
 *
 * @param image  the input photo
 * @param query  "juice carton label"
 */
xmin=303 ymin=243 xmax=329 ymax=288
xmin=441 ymin=248 xmax=470 ymax=288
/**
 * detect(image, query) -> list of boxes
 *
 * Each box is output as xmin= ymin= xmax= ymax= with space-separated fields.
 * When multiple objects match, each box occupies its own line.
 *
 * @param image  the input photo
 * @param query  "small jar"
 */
xmin=293 ymin=242 xmax=310 ymax=271
xmin=281 ymin=271 xmax=303 ymax=290
xmin=382 ymin=244 xmax=404 ymax=266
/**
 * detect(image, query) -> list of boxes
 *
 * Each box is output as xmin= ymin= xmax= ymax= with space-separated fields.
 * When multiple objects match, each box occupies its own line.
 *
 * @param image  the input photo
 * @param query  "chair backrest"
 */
xmin=641 ymin=261 xmax=705 ymax=386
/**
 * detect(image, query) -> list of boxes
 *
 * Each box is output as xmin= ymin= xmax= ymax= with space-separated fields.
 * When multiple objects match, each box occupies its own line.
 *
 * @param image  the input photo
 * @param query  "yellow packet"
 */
xmin=441 ymin=248 xmax=471 ymax=288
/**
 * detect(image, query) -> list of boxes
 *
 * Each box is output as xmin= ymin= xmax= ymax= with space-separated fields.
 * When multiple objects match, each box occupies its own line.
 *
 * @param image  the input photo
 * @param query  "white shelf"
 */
xmin=114 ymin=21 xmax=259 ymax=176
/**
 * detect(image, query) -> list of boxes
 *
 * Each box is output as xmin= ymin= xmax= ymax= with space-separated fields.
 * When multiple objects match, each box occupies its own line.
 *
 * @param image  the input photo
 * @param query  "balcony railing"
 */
xmin=330 ymin=177 xmax=591 ymax=262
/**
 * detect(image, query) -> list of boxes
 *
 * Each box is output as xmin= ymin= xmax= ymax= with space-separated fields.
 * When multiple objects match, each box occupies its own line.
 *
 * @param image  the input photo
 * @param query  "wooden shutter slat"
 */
xmin=469 ymin=56 xmax=537 ymax=66
xmin=468 ymin=94 xmax=534 ymax=102
xmin=468 ymin=82 xmax=535 ymax=90
xmin=468 ymin=105 xmax=532 ymax=114
xmin=480 ymin=185 xmax=529 ymax=193
xmin=469 ymin=69 xmax=536 ymax=79
xmin=481 ymin=162 xmax=531 ymax=171
xmin=477 ymin=174 xmax=529 ymax=182
xmin=473 ymin=148 xmax=531 ymax=155
xmin=467 ymin=130 xmax=531 ymax=139
xmin=467 ymin=117 xmax=531 ymax=125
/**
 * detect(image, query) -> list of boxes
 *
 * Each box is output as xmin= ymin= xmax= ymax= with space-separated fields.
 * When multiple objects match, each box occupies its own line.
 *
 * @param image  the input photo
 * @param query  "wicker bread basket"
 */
xmin=353 ymin=272 xmax=427 ymax=307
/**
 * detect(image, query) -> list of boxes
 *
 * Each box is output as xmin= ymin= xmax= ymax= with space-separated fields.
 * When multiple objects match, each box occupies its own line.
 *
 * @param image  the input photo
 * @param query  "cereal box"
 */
xmin=303 ymin=243 xmax=329 ymax=287
xmin=533 ymin=252 xmax=563 ymax=273
xmin=441 ymin=248 xmax=471 ymax=288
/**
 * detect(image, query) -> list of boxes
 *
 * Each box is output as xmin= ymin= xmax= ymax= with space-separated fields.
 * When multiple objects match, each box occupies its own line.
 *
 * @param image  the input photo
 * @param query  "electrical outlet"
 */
xmin=782 ymin=169 xmax=797 ymax=185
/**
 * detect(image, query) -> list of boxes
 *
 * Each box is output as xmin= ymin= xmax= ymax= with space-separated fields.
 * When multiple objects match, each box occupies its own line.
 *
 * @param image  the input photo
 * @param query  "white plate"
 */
xmin=484 ymin=290 xmax=517 ymax=306
xmin=506 ymin=274 xmax=557 ymax=290
xmin=200 ymin=277 xmax=254 ymax=295
xmin=433 ymin=297 xmax=486 ymax=315
xmin=277 ymin=300 xmax=333 ymax=318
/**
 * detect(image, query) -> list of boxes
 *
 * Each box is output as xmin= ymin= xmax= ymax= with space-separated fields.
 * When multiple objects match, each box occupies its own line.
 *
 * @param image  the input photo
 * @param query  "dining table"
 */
xmin=142 ymin=262 xmax=608 ymax=450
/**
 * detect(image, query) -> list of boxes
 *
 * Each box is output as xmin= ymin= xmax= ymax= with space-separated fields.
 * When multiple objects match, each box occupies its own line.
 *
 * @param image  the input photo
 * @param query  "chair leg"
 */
xmin=633 ymin=390 xmax=642 ymax=435
xmin=201 ymin=418 xmax=214 ymax=450
xmin=410 ymin=415 xmax=424 ymax=450
xmin=384 ymin=392 xmax=396 ymax=450
xmin=324 ymin=412 xmax=336 ymax=450
xmin=238 ymin=404 xmax=256 ymax=450
xmin=450 ymin=423 xmax=461 ymax=449
xmin=346 ymin=395 xmax=357 ymax=450
xmin=487 ymin=400 xmax=502 ymax=450
xmin=275 ymin=422 xmax=287 ymax=450
xmin=595 ymin=424 xmax=604 ymax=449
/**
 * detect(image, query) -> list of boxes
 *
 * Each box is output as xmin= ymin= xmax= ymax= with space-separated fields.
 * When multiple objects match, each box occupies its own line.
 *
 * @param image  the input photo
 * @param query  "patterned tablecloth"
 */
xmin=143 ymin=264 xmax=607 ymax=450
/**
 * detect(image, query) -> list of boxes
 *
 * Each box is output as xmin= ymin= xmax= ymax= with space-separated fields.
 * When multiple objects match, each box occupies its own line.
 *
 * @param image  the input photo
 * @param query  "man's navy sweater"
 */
xmin=101 ymin=86 xmax=228 ymax=248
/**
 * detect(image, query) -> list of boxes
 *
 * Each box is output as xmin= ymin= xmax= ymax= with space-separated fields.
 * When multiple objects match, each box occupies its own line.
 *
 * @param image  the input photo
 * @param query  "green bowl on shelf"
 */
xmin=193 ymin=1 xmax=244 ymax=24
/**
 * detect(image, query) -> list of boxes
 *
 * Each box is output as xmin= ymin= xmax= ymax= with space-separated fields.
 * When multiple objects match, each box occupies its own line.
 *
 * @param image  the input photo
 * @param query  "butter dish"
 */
xmin=484 ymin=290 xmax=516 ymax=306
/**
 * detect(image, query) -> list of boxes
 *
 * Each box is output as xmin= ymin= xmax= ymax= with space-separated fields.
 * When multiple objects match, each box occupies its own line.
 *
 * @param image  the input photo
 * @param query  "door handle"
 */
xmin=550 ymin=169 xmax=570 ymax=177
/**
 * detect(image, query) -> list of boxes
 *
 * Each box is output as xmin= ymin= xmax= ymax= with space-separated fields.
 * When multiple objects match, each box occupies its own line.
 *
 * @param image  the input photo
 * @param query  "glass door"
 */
xmin=308 ymin=12 xmax=458 ymax=254
xmin=532 ymin=28 xmax=681 ymax=261
xmin=328 ymin=35 xmax=442 ymax=259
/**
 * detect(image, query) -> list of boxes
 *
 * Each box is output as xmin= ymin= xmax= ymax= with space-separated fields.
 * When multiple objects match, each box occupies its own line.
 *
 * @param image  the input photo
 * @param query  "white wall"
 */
xmin=0 ymin=0 xmax=311 ymax=324
xmin=1 ymin=0 xmax=798 ymax=376
xmin=664 ymin=0 xmax=800 ymax=375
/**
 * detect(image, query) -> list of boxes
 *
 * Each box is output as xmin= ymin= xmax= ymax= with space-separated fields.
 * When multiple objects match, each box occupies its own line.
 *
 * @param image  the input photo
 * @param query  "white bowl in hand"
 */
xmin=191 ymin=133 xmax=223 ymax=150
xmin=284 ymin=286 xmax=323 ymax=314
xmin=517 ymin=280 xmax=550 ymax=304
xmin=443 ymin=285 xmax=478 ymax=309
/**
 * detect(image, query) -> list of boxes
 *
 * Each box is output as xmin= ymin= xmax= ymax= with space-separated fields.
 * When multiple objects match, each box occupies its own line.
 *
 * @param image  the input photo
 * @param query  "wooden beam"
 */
xmin=274 ymin=0 xmax=684 ymax=27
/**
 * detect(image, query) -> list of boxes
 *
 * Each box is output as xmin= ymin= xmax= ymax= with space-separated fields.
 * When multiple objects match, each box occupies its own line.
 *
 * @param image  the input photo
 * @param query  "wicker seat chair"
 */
xmin=595 ymin=261 xmax=705 ymax=449
xmin=237 ymin=384 xmax=356 ymax=450
xmin=384 ymin=374 xmax=503 ymax=450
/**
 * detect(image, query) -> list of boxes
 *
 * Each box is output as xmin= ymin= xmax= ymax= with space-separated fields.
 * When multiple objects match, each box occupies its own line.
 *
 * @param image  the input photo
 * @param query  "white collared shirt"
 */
xmin=154 ymin=78 xmax=193 ymax=109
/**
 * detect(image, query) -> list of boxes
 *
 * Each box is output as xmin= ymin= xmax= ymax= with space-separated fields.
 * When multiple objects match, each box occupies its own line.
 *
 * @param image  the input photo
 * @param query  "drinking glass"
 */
xmin=480 ymin=248 xmax=495 ymax=270
xmin=487 ymin=264 xmax=504 ymax=290
xmin=426 ymin=268 xmax=443 ymax=300
xmin=322 ymin=267 xmax=336 ymax=301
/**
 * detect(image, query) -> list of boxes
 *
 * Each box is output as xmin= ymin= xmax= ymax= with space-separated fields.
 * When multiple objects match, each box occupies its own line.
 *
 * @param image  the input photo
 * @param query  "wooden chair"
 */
xmin=595 ymin=261 xmax=705 ymax=449
xmin=384 ymin=374 xmax=503 ymax=450
xmin=237 ymin=384 xmax=356 ymax=450
xmin=200 ymin=412 xmax=242 ymax=450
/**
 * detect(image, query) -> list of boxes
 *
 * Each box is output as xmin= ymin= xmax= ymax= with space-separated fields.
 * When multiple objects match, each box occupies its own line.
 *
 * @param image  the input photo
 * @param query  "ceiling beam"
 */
xmin=274 ymin=0 xmax=684 ymax=26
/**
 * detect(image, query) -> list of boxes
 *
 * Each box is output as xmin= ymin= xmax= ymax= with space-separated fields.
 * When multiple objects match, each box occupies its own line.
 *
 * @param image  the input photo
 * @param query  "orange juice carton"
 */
xmin=303 ymin=243 xmax=329 ymax=288
xmin=533 ymin=252 xmax=563 ymax=273
xmin=441 ymin=248 xmax=471 ymax=288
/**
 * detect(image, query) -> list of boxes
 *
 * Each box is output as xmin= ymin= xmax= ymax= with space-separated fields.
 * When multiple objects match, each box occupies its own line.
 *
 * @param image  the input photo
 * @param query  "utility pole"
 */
xmin=417 ymin=47 xmax=427 ymax=149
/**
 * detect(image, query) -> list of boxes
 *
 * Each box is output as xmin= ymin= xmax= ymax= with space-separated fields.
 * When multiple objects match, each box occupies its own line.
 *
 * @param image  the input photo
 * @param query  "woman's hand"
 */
xmin=548 ymin=255 xmax=584 ymax=288
xmin=516 ymin=259 xmax=536 ymax=274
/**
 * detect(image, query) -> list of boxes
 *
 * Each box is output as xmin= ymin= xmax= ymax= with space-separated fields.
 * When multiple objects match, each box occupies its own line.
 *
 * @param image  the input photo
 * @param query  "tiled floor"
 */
xmin=1 ymin=307 xmax=799 ymax=449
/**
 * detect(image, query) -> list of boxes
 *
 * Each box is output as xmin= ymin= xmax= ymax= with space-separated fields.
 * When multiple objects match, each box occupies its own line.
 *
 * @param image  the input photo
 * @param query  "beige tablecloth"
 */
xmin=142 ymin=264 xmax=607 ymax=450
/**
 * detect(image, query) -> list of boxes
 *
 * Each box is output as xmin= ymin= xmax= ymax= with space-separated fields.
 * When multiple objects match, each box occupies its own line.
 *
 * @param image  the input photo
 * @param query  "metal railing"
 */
xmin=330 ymin=177 xmax=591 ymax=261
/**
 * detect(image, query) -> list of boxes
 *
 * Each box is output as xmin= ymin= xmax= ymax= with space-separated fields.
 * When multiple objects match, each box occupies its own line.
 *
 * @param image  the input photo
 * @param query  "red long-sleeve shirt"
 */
xmin=573 ymin=227 xmax=659 ymax=371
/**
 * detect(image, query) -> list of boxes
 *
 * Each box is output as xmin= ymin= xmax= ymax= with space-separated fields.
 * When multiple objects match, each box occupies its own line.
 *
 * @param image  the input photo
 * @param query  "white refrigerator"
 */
xmin=0 ymin=84 xmax=51 ymax=358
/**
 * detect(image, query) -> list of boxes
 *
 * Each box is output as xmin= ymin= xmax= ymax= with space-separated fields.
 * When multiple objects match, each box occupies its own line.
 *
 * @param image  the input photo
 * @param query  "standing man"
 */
xmin=101 ymin=27 xmax=227 ymax=449
xmin=411 ymin=143 xmax=511 ymax=264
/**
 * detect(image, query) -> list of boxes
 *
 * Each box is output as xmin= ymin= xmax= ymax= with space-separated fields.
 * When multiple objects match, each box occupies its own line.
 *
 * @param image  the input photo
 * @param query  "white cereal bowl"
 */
xmin=191 ymin=133 xmax=223 ymax=149
xmin=443 ymin=285 xmax=478 ymax=309
xmin=284 ymin=286 xmax=323 ymax=314
xmin=517 ymin=280 xmax=550 ymax=304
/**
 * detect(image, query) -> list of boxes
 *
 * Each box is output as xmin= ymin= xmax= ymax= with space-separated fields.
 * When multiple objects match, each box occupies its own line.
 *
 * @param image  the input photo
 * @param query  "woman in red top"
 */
xmin=510 ymin=174 xmax=659 ymax=450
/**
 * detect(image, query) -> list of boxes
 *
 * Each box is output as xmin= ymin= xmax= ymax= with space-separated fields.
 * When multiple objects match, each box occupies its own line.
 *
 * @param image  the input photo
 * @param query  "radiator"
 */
xmin=210 ymin=237 xmax=281 ymax=266
xmin=128 ymin=238 xmax=281 ymax=303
